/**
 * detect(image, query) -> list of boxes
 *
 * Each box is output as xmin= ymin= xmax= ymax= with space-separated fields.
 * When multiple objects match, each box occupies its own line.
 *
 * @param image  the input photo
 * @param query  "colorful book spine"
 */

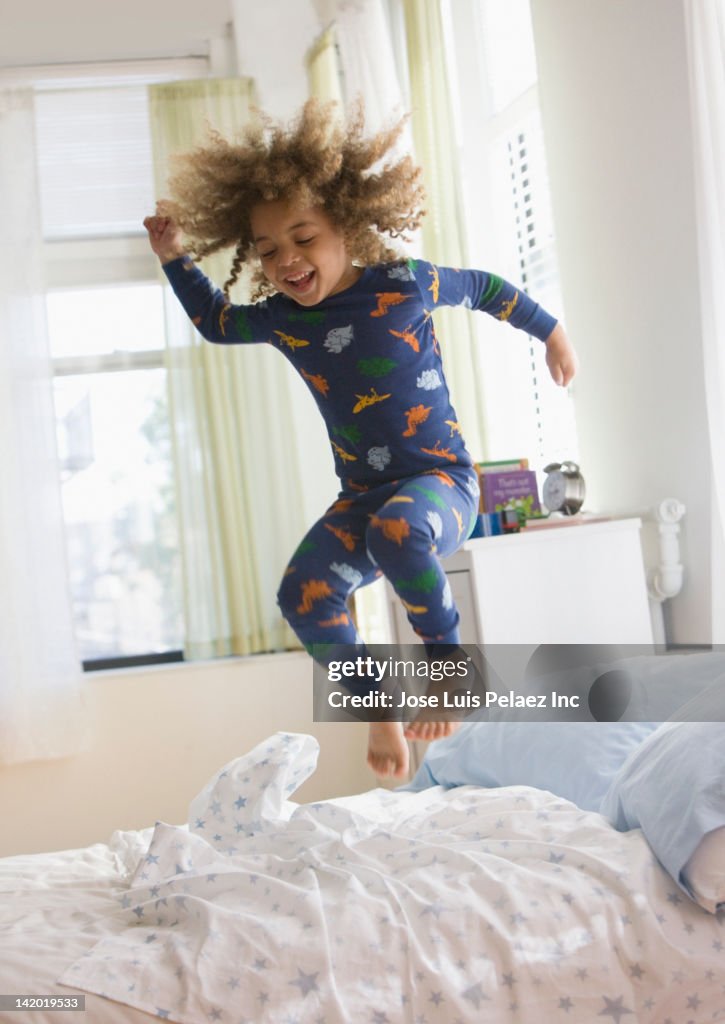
xmin=476 ymin=458 xmax=529 ymax=473
xmin=481 ymin=469 xmax=541 ymax=517
xmin=475 ymin=459 xmax=530 ymax=512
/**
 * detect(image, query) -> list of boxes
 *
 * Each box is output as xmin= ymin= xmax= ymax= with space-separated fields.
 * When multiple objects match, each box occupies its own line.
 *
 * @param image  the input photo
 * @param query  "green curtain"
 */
xmin=148 ymin=78 xmax=305 ymax=658
xmin=402 ymin=0 xmax=489 ymax=461
xmin=306 ymin=26 xmax=344 ymax=107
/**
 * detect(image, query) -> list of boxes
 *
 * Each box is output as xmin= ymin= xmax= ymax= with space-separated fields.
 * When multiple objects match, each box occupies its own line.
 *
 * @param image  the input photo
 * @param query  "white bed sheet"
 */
xmin=0 ymin=828 xmax=155 ymax=1023
xmin=2 ymin=732 xmax=725 ymax=1024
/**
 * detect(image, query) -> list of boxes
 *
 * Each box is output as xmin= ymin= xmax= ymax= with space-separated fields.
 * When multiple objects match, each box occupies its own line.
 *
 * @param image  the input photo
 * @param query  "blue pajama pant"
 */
xmin=277 ymin=465 xmax=479 ymax=666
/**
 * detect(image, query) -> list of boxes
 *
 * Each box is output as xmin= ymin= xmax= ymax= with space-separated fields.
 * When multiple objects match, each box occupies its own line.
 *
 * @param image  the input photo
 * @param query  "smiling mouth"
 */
xmin=285 ymin=271 xmax=315 ymax=291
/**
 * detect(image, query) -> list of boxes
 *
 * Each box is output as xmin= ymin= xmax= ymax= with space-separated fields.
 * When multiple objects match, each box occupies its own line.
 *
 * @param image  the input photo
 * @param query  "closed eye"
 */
xmin=258 ymin=249 xmax=276 ymax=260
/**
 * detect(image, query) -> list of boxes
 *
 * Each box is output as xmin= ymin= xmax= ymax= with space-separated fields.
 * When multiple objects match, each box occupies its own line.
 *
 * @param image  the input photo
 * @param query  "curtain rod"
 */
xmin=0 ymin=56 xmax=209 ymax=89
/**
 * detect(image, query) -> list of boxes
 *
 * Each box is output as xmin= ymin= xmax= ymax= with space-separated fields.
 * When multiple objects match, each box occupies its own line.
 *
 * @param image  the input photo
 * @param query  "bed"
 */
xmin=2 ymin=715 xmax=725 ymax=1024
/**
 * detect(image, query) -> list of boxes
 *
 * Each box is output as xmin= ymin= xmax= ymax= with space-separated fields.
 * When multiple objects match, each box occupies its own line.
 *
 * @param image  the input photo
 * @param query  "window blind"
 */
xmin=32 ymin=59 xmax=208 ymax=241
xmin=35 ymin=85 xmax=154 ymax=239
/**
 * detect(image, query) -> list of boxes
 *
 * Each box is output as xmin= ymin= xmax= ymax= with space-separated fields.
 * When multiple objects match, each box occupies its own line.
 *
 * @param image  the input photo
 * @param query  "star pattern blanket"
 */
xmin=62 ymin=733 xmax=725 ymax=1023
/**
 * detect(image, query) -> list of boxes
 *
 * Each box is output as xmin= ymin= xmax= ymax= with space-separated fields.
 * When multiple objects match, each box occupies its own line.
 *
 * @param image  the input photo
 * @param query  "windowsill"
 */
xmin=85 ymin=648 xmax=307 ymax=682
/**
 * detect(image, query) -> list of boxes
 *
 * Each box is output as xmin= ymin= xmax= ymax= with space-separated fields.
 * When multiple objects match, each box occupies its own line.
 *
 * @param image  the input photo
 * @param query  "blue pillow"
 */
xmin=518 ymin=649 xmax=725 ymax=722
xmin=600 ymin=715 xmax=725 ymax=903
xmin=403 ymin=721 xmax=658 ymax=811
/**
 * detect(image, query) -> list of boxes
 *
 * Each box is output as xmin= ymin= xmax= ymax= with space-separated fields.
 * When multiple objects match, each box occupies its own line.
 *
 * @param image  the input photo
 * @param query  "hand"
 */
xmin=143 ymin=204 xmax=186 ymax=264
xmin=544 ymin=323 xmax=578 ymax=386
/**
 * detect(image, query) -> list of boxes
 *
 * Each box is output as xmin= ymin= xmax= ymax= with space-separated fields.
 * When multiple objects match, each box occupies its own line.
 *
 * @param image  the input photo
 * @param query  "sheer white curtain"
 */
xmin=334 ymin=0 xmax=407 ymax=131
xmin=149 ymin=79 xmax=306 ymax=658
xmin=307 ymin=25 xmax=344 ymax=107
xmin=0 ymin=89 xmax=86 ymax=764
xmin=684 ymin=0 xmax=725 ymax=642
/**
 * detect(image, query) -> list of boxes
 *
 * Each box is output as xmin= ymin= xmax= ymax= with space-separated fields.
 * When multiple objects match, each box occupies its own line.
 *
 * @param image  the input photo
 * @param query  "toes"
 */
xmin=404 ymin=719 xmax=459 ymax=742
xmin=367 ymin=751 xmax=407 ymax=778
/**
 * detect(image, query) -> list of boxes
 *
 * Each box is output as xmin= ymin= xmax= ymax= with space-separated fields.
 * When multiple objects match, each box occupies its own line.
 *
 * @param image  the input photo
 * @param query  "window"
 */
xmin=33 ymin=60 xmax=206 ymax=668
xmin=48 ymin=284 xmax=183 ymax=664
xmin=442 ymin=0 xmax=579 ymax=467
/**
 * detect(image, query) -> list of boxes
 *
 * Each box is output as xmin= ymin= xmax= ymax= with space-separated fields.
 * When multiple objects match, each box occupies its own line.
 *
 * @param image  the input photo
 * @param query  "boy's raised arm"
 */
xmin=143 ymin=206 xmax=187 ymax=265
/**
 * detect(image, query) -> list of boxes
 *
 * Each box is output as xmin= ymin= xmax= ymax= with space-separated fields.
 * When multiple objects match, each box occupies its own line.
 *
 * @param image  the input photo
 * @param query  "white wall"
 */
xmin=530 ymin=0 xmax=712 ymax=644
xmin=0 ymin=653 xmax=374 ymax=857
xmin=231 ymin=0 xmax=320 ymax=118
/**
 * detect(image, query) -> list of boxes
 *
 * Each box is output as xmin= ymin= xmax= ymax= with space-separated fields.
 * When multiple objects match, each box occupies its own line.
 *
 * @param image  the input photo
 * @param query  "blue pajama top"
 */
xmin=163 ymin=256 xmax=557 ymax=489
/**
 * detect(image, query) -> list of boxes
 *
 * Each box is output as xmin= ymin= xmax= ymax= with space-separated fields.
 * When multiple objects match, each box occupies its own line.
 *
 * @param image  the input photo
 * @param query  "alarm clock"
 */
xmin=542 ymin=461 xmax=586 ymax=515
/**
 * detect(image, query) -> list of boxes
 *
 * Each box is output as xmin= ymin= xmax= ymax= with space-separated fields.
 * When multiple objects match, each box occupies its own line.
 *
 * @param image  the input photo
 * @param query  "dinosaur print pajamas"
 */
xmin=163 ymin=256 xmax=557 ymax=664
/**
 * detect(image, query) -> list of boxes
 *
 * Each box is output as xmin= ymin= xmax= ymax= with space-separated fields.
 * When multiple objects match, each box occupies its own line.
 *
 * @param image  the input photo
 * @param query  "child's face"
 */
xmin=250 ymin=200 xmax=361 ymax=305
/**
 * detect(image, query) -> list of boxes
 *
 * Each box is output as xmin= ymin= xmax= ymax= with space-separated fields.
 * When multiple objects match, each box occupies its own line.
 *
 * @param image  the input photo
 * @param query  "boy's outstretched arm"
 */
xmin=544 ymin=323 xmax=578 ymax=387
xmin=142 ymin=206 xmax=271 ymax=346
xmin=143 ymin=205 xmax=187 ymax=265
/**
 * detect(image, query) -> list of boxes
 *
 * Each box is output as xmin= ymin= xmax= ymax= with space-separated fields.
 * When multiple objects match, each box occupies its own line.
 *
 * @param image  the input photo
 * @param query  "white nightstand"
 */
xmin=385 ymin=517 xmax=654 ymax=649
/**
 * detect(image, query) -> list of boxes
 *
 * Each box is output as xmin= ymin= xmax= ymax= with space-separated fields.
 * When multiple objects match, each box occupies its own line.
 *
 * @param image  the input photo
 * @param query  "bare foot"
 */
xmin=367 ymin=722 xmax=410 ymax=778
xmin=403 ymin=720 xmax=460 ymax=742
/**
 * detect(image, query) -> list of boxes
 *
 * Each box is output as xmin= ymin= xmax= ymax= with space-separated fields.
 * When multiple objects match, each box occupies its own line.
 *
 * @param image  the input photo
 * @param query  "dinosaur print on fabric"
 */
xmin=417 ymin=369 xmax=442 ymax=391
xmin=409 ymin=483 xmax=449 ymax=511
xmin=366 ymin=446 xmax=391 ymax=472
xmin=317 ymin=613 xmax=350 ymax=627
xmin=330 ymin=562 xmax=363 ymax=591
xmin=371 ymin=292 xmax=410 ymax=317
xmin=426 ymin=510 xmax=443 ymax=539
xmin=452 ymin=507 xmax=465 ymax=540
xmin=353 ymin=388 xmax=391 ymax=414
xmin=324 ymin=523 xmax=359 ymax=551
xmin=428 ymin=265 xmax=440 ymax=304
xmin=420 ymin=441 xmax=458 ymax=462
xmin=326 ymin=498 xmax=355 ymax=515
xmin=402 ymin=404 xmax=432 ymax=437
xmin=288 ymin=310 xmax=326 ymax=325
xmin=357 ymin=357 xmax=398 ymax=378
xmin=395 ymin=567 xmax=439 ymax=594
xmin=388 ymin=325 xmax=420 ymax=353
xmin=333 ymin=424 xmax=362 ymax=444
xmin=234 ymin=308 xmax=254 ymax=341
xmin=479 ymin=273 xmax=504 ymax=307
xmin=274 ymin=330 xmax=310 ymax=350
xmin=424 ymin=468 xmax=455 ymax=487
xmin=369 ymin=515 xmax=411 ymax=546
xmin=330 ymin=440 xmax=357 ymax=463
xmin=497 ymin=292 xmax=519 ymax=322
xmin=301 ymin=369 xmax=330 ymax=396
xmin=387 ymin=263 xmax=415 ymax=282
xmin=296 ymin=579 xmax=333 ymax=614
xmin=324 ymin=324 xmax=353 ymax=353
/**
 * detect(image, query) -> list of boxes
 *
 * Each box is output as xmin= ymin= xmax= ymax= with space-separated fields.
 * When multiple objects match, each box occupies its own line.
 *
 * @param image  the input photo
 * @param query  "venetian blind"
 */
xmin=31 ymin=59 xmax=207 ymax=241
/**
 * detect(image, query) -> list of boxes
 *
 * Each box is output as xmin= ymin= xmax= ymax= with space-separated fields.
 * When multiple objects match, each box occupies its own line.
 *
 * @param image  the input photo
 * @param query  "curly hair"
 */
xmin=162 ymin=99 xmax=426 ymax=298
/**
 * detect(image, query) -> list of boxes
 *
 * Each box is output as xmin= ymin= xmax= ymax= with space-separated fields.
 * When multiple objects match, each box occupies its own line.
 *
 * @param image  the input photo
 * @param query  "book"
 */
xmin=481 ymin=468 xmax=541 ymax=517
xmin=476 ymin=457 xmax=529 ymax=473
